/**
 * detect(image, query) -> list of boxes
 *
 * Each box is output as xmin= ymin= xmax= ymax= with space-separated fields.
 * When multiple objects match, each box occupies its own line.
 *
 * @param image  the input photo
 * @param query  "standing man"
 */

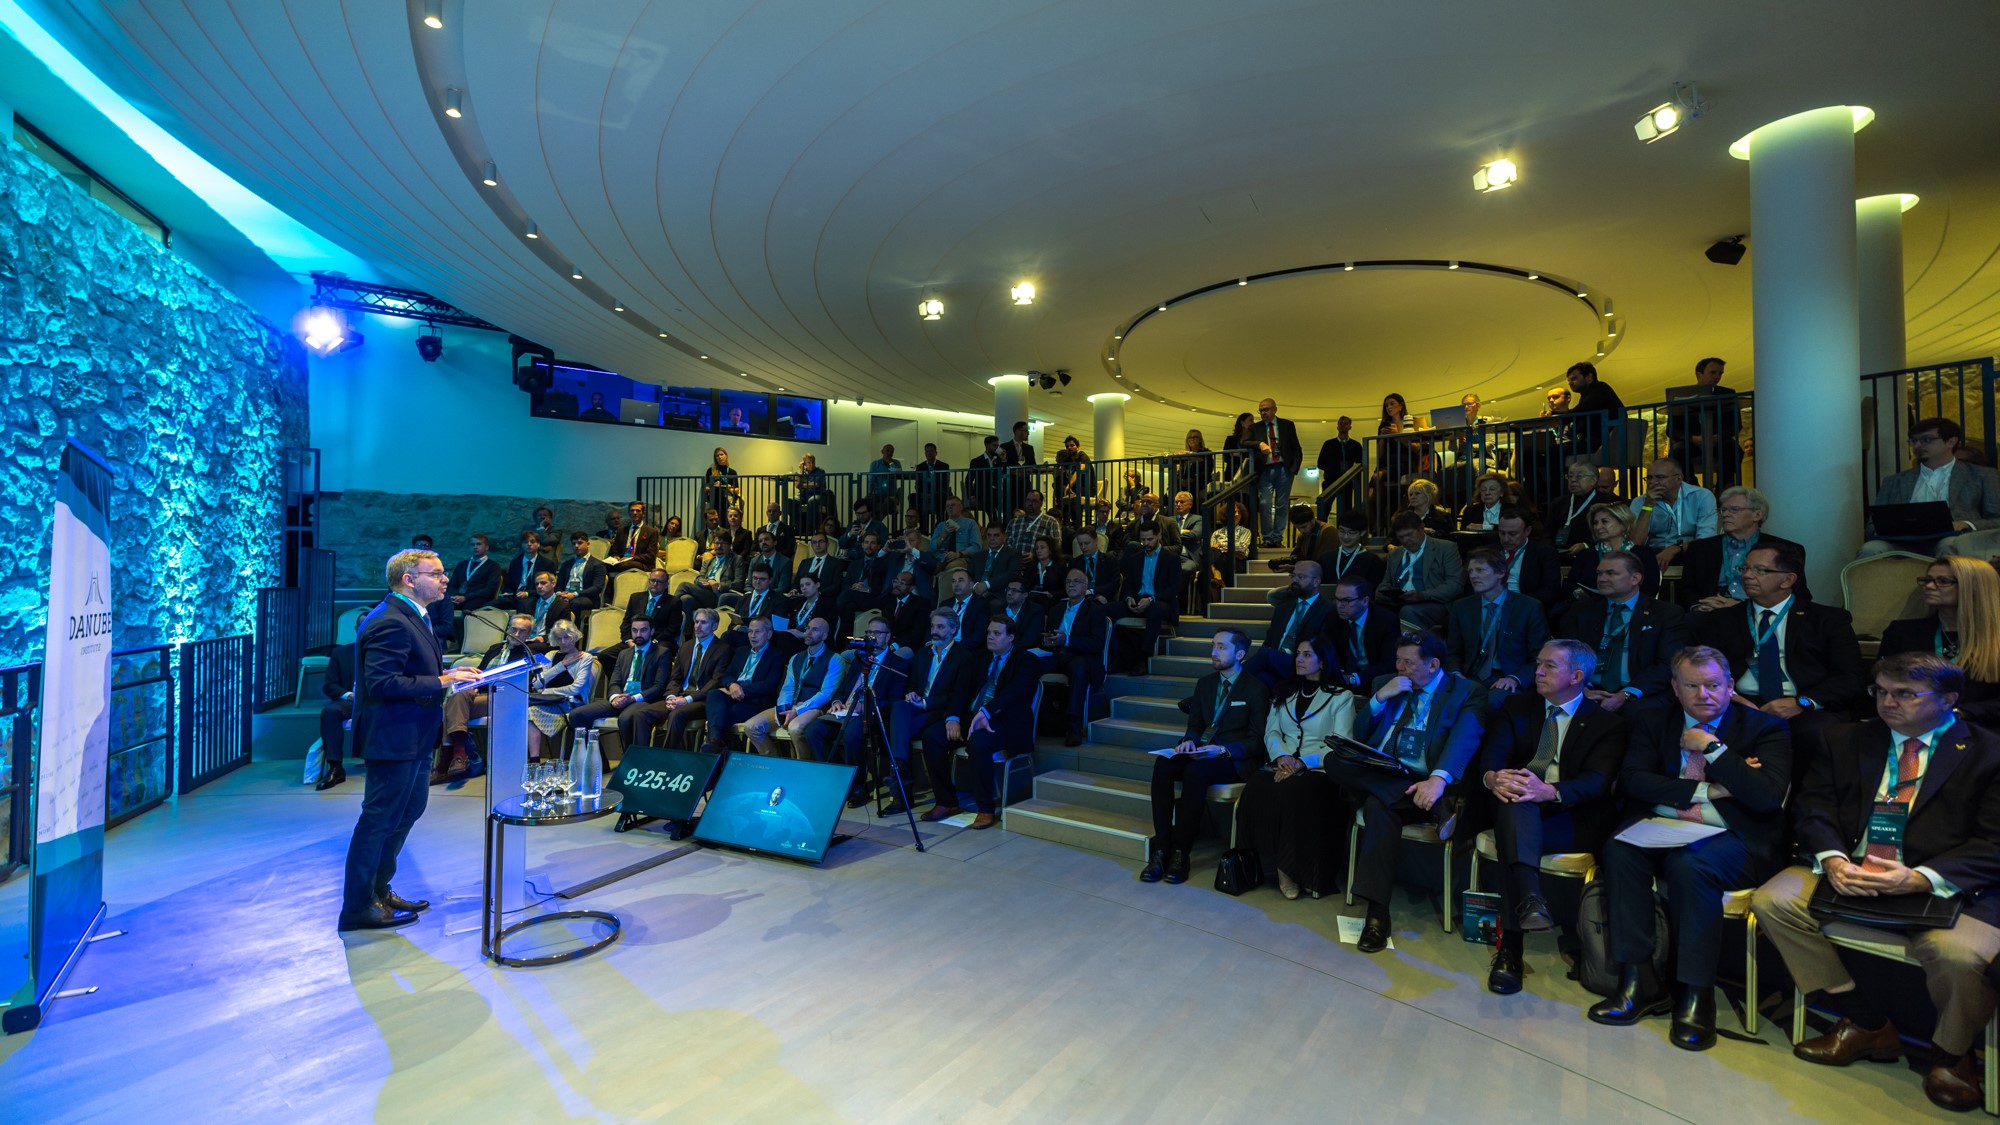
xmin=1629 ymin=459 xmax=1717 ymax=569
xmin=1000 ymin=420 xmax=1039 ymax=520
xmin=1315 ymin=416 xmax=1366 ymax=521
xmin=340 ymin=550 xmax=480 ymax=932
xmin=968 ymin=434 xmax=1005 ymax=527
xmin=1141 ymin=630 xmax=1271 ymax=884
xmin=867 ymin=444 xmax=904 ymax=523
xmin=913 ymin=443 xmax=951 ymax=528
xmin=1253 ymin=397 xmax=1304 ymax=548
xmin=1563 ymin=361 xmax=1626 ymax=469
xmin=1666 ymin=357 xmax=1745 ymax=488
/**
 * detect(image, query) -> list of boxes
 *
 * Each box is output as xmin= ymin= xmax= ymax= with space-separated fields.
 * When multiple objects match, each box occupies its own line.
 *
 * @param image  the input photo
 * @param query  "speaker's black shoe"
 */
xmin=337 ymin=902 xmax=419 ymax=932
xmin=381 ymin=891 xmax=430 ymax=914
xmin=1669 ymin=984 xmax=1717 ymax=1051
xmin=1587 ymin=964 xmax=1670 ymax=1026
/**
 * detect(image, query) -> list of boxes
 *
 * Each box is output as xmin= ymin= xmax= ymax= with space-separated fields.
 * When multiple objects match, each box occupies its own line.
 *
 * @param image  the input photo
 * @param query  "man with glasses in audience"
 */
xmin=1679 ymin=485 xmax=1807 ymax=612
xmin=793 ymin=531 xmax=845 ymax=594
xmin=925 ymin=616 xmax=1043 ymax=830
xmin=996 ymin=577 xmax=1046 ymax=645
xmin=1863 ymin=416 xmax=2000 ymax=558
xmin=1006 ymin=489 xmax=1061 ymax=556
xmin=812 ymin=616 xmax=909 ymax=808
xmin=1589 ymin=646 xmax=1791 ymax=1051
xmin=1251 ymin=397 xmax=1304 ymax=548
xmin=1046 ymin=568 xmax=1111 ymax=747
xmin=1560 ymin=550 xmax=1689 ymax=712
xmin=1381 ymin=511 xmax=1463 ymax=632
xmin=743 ymin=617 xmax=845 ymax=758
xmin=1553 ymin=459 xmax=1623 ymax=552
xmin=677 ymin=532 xmax=747 ymax=636
xmin=1752 ymin=653 xmax=2000 ymax=1111
xmin=1321 ymin=577 xmax=1400 ymax=691
xmin=1628 ymin=459 xmax=1716 ymax=570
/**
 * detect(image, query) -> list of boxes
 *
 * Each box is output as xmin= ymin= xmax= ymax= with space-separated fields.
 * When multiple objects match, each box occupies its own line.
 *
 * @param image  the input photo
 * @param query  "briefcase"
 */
xmin=1807 ymin=877 xmax=1964 ymax=932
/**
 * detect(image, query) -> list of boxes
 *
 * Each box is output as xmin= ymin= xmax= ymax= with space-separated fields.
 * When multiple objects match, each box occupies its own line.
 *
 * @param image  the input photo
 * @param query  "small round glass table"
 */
xmin=482 ymin=790 xmax=624 ymax=967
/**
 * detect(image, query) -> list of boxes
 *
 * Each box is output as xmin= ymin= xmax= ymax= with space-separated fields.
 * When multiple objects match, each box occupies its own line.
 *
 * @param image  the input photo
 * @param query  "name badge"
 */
xmin=1863 ymin=801 xmax=1909 ymax=867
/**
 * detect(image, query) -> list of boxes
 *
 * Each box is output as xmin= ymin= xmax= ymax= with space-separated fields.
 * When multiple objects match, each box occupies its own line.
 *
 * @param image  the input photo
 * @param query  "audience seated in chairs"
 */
xmin=604 ymin=500 xmax=660 ymax=573
xmin=919 ymin=615 xmax=1044 ymax=831
xmin=518 ymin=571 xmax=572 ymax=649
xmin=633 ymin=609 xmax=732 ymax=749
xmin=562 ymin=616 xmax=674 ymax=750
xmin=1045 ymin=568 xmax=1111 ymax=747
xmin=1070 ymin=528 xmax=1121 ymax=604
xmin=526 ymin=620 xmax=598 ymax=760
xmin=1446 ymin=548 xmax=1551 ymax=703
xmin=995 ymin=577 xmax=1046 ymax=644
xmin=1248 ymin=560 xmax=1330 ymax=685
xmin=1552 ymin=459 xmax=1623 ymax=551
xmin=883 ymin=570 xmax=933 ymax=654
xmin=1321 ymin=577 xmax=1399 ymax=692
xmin=964 ymin=523 xmax=1019 ymax=600
xmin=1006 ymin=489 xmax=1063 ymax=557
xmin=744 ymin=531 xmax=792 ymax=594
xmin=1679 ymin=485 xmax=1807 ymax=611
xmin=807 ymin=617 xmax=909 ymax=809
xmin=677 ymin=533 xmax=747 ymax=636
xmin=1475 ymin=640 xmax=1629 ymax=995
xmin=554 ymin=532 xmax=609 ymax=612
xmin=1879 ymin=554 xmax=2000 ymax=725
xmin=1750 ymin=652 xmax=2000 ymax=1111
xmin=497 ymin=532 xmax=555 ymax=609
xmin=448 ymin=533 xmax=503 ymax=613
xmin=1324 ymin=630 xmax=1487 ymax=953
xmin=1234 ymin=639 xmax=1354 ymax=899
xmin=742 ymin=617 xmax=845 ymax=758
xmin=939 ymin=567 xmax=989 ymax=645
xmin=697 ymin=616 xmax=786 ymax=753
xmin=615 ymin=568 xmax=680 ymax=660
xmin=1490 ymin=507 xmax=1565 ymax=614
xmin=723 ymin=562 xmax=790 ymax=629
xmin=1268 ymin=504 xmax=1330 ymax=573
xmin=836 ymin=531 xmax=894 ymax=635
xmin=792 ymin=531 xmax=846 ymax=594
xmin=436 ymin=613 xmax=545 ymax=783
xmin=895 ymin=610 xmax=978 ymax=816
xmin=1860 ymin=416 xmax=2000 ymax=559
xmin=1380 ymin=510 xmax=1465 ymax=632
xmin=1563 ymin=503 xmax=1659 ymax=603
xmin=1558 ymin=550 xmax=1689 ymax=712
xmin=1588 ymin=645 xmax=1792 ymax=1052
xmin=1022 ymin=535 xmax=1066 ymax=601
xmin=1458 ymin=472 xmax=1511 ymax=534
xmin=1141 ymin=628 xmax=1271 ymax=886
xmin=1629 ymin=458 xmax=1717 ymax=570
xmin=1114 ymin=525 xmax=1182 ymax=675
xmin=1396 ymin=478 xmax=1457 ymax=540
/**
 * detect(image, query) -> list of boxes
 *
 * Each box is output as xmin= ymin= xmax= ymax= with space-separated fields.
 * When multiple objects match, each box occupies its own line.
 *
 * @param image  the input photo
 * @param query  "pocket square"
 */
xmin=1228 ymin=700 xmax=1246 ymax=707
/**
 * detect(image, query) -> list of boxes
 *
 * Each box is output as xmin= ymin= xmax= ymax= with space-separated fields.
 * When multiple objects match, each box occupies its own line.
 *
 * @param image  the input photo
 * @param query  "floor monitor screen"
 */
xmin=692 ymin=754 xmax=856 ymax=864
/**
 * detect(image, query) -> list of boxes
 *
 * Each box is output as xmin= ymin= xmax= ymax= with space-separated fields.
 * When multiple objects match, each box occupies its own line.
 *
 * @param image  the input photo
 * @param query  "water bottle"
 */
xmin=573 ymin=728 xmax=603 ymax=799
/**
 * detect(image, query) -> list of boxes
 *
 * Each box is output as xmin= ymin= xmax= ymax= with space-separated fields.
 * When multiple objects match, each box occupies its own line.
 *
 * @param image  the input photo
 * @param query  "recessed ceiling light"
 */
xmin=523 ymin=221 xmax=538 ymax=239
xmin=1343 ymin=262 xmax=1354 ymax=271
xmin=1010 ymin=282 xmax=1035 ymax=306
xmin=1237 ymin=278 xmax=1247 ymax=286
xmin=699 ymin=354 xmax=709 ymax=359
xmin=917 ymin=298 xmax=943 ymax=321
xmin=1448 ymin=260 xmax=1460 ymax=270
xmin=422 ymin=0 xmax=443 ymax=29
xmin=1577 ymin=290 xmax=1589 ymax=299
xmin=657 ymin=332 xmax=669 ymax=338
xmin=1473 ymin=158 xmax=1517 ymax=193
xmin=1157 ymin=304 xmax=1168 ymax=312
xmin=444 ymin=87 xmax=463 ymax=118
xmin=1113 ymin=334 xmax=1122 ymax=340
xmin=1526 ymin=272 xmax=1538 ymax=280
xmin=739 ymin=372 xmax=748 ymax=377
xmin=481 ymin=161 xmax=498 ymax=186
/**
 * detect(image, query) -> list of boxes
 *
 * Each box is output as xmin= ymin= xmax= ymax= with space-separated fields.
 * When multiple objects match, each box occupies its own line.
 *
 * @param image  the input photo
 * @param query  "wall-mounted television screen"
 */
xmin=528 ymin=361 xmax=825 ymax=444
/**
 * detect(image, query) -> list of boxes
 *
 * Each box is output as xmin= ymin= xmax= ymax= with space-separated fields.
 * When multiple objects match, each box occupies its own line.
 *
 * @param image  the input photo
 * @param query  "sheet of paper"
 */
xmin=1148 ymin=747 xmax=1225 ymax=758
xmin=1336 ymin=914 xmax=1393 ymax=950
xmin=1613 ymin=815 xmax=1727 ymax=848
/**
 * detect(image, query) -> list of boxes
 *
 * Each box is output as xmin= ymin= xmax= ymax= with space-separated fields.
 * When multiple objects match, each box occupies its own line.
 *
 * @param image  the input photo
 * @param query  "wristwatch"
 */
xmin=1707 ymin=739 xmax=1729 ymax=756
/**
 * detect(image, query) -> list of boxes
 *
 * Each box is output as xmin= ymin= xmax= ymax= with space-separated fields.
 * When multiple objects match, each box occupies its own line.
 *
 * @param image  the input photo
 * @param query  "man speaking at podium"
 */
xmin=340 ymin=549 xmax=480 ymax=932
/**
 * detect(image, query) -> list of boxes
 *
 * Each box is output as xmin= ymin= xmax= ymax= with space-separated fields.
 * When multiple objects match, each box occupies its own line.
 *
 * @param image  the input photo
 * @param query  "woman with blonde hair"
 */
xmin=1881 ymin=556 xmax=2000 ymax=721
xmin=527 ymin=620 xmax=598 ymax=760
xmin=1396 ymin=478 xmax=1456 ymax=538
xmin=1564 ymin=502 xmax=1659 ymax=597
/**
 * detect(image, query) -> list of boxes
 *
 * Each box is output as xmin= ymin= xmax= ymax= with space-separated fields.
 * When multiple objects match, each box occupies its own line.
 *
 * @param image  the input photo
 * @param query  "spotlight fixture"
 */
xmin=1704 ymin=235 xmax=1747 ymax=266
xmin=415 ymin=323 xmax=443 ymax=362
xmin=613 ymin=304 xmax=624 ymax=312
xmin=299 ymin=307 xmax=363 ymax=356
xmin=1634 ymin=83 xmax=1708 ymax=143
xmin=917 ymin=298 xmax=944 ymax=321
xmin=422 ymin=0 xmax=443 ymax=29
xmin=1030 ymin=369 xmax=1072 ymax=393
xmin=1010 ymin=282 xmax=1035 ymax=306
xmin=699 ymin=354 xmax=709 ymax=360
xmin=523 ymin=221 xmax=538 ymax=239
xmin=657 ymin=332 xmax=669 ymax=338
xmin=570 ymin=269 xmax=583 ymax=280
xmin=1473 ymin=158 xmax=1517 ymax=193
xmin=481 ymin=161 xmax=498 ymax=186
xmin=444 ymin=87 xmax=463 ymax=118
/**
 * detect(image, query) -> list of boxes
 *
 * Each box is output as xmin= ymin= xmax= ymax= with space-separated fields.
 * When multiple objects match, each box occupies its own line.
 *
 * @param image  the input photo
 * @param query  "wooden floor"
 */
xmin=0 ymin=761 xmax=1963 ymax=1123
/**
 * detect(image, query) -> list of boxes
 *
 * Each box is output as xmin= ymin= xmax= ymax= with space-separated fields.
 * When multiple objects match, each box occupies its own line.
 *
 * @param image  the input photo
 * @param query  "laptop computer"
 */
xmin=619 ymin=400 xmax=659 ymax=426
xmin=1870 ymin=501 xmax=1955 ymax=539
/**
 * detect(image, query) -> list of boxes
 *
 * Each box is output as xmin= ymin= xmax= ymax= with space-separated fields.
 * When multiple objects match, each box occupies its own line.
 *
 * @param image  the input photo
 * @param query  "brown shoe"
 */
xmin=969 ymin=813 xmax=998 ymax=830
xmin=1924 ymin=1053 xmax=1985 ymax=1113
xmin=919 ymin=805 xmax=961 ymax=823
xmin=1792 ymin=1017 xmax=1902 ymax=1067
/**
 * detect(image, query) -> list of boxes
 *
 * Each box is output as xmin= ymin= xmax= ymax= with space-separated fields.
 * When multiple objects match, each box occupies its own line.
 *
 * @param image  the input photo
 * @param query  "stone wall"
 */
xmin=0 ymin=139 xmax=308 ymax=666
xmin=321 ymin=490 xmax=636 ymax=589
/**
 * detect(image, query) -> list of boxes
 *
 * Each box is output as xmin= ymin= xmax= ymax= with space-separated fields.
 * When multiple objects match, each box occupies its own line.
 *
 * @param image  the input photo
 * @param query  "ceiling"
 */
xmin=26 ymin=0 xmax=2000 ymax=451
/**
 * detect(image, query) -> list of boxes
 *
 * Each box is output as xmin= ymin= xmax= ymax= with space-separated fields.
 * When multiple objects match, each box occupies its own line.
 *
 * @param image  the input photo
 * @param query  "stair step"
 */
xmin=1110 ymin=695 xmax=1187 ymax=725
xmin=1031 ymin=768 xmax=1151 ymax=816
xmin=1220 ymin=586 xmax=1279 ymax=604
xmin=1088 ymin=716 xmax=1183 ymax=749
xmin=1165 ymin=637 xmax=1216 ymax=657
xmin=1170 ymin=618 xmax=1232 ymax=639
xmin=1146 ymin=654 xmax=1215 ymax=678
xmin=1002 ymin=799 xmax=1151 ymax=859
xmin=1069 ymin=742 xmax=1163 ymax=781
xmin=1205 ymin=602 xmax=1274 ymax=622
xmin=1103 ymin=672 xmax=1196 ymax=698
xmin=1235 ymin=574 xmax=1290 ymax=589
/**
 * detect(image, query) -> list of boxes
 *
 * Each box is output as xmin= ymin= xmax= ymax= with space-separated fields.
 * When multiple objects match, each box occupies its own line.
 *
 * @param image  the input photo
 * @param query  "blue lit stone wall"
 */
xmin=0 ymin=138 xmax=308 ymax=667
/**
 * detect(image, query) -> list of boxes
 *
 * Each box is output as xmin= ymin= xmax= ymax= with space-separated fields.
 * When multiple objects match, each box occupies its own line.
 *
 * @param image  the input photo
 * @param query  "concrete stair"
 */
xmin=1002 ymin=769 xmax=1153 ymax=859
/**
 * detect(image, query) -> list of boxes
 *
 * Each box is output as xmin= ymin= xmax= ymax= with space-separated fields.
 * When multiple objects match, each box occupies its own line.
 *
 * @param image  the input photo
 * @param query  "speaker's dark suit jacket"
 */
xmin=1619 ymin=703 xmax=1794 ymax=871
xmin=1796 ymin=718 xmax=2000 ymax=926
xmin=1444 ymin=592 xmax=1549 ymax=687
xmin=1560 ymin=594 xmax=1690 ymax=699
xmin=1677 ymin=532 xmax=1809 ymax=606
xmin=1476 ymin=693 xmax=1630 ymax=850
xmin=352 ymin=597 xmax=447 ymax=762
xmin=1691 ymin=596 xmax=1865 ymax=712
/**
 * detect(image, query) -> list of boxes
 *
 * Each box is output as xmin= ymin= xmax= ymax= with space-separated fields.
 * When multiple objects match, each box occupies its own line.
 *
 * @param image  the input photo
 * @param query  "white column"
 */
xmin=1734 ymin=105 xmax=1869 ymax=595
xmin=989 ymin=375 xmax=1029 ymax=438
xmin=1089 ymin=393 xmax=1129 ymax=461
xmin=1857 ymin=193 xmax=1914 ymax=495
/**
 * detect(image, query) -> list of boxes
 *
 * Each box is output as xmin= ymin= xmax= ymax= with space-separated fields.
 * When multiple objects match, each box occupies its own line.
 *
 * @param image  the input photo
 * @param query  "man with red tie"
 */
xmin=1252 ymin=397 xmax=1303 ymax=548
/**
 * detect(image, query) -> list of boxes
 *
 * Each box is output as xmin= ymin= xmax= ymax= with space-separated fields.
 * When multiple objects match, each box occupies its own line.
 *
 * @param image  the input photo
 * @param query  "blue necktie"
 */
xmin=1755 ymin=609 xmax=1784 ymax=698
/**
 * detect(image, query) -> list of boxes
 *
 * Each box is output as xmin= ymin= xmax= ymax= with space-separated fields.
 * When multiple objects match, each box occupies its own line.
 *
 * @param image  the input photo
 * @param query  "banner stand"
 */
xmin=2 ymin=903 xmax=103 ymax=1034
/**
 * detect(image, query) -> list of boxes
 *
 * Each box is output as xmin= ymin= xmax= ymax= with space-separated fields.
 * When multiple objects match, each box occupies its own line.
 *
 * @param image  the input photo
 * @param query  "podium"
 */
xmin=454 ymin=659 xmax=534 ymax=912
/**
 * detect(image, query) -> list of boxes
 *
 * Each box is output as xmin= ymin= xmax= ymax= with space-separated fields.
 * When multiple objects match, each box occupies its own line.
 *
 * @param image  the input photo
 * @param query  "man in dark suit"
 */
xmin=922 ymin=615 xmax=1044 ymax=830
xmin=723 ymin=562 xmax=791 ymax=629
xmin=883 ymin=571 xmax=933 ymax=654
xmin=517 ymin=571 xmax=573 ymax=648
xmin=1588 ymin=645 xmax=1793 ymax=1052
xmin=995 ymin=578 xmax=1046 ymax=646
xmin=1325 ymin=631 xmax=1488 ymax=952
xmin=1678 ymin=486 xmax=1808 ymax=610
xmin=896 ymin=610 xmax=979 ymax=814
xmin=1070 ymin=529 xmax=1121 ymax=604
xmin=999 ymin=420 xmax=1038 ymax=520
xmin=939 ymin=567 xmax=989 ymax=645
xmin=1248 ymin=559 xmax=1330 ymax=685
xmin=1321 ymin=577 xmax=1400 ymax=692
xmin=564 ymin=616 xmax=674 ymax=748
xmin=340 ymin=551 xmax=480 ymax=931
xmin=1563 ymin=361 xmax=1625 ymax=467
xmin=1665 ymin=357 xmax=1745 ymax=488
xmin=1446 ymin=548 xmax=1551 ymax=702
xmin=606 ymin=500 xmax=660 ymax=574
xmin=836 ymin=532 xmax=894 ymax=636
xmin=964 ymin=524 xmax=1019 ymax=600
xmin=316 ymin=643 xmax=356 ymax=791
xmin=1314 ymin=416 xmax=1366 ymax=520
xmin=913 ymin=443 xmax=952 ymax=526
xmin=1691 ymin=540 xmax=1863 ymax=783
xmin=1550 ymin=460 xmax=1625 ymax=552
xmin=1142 ymin=628 xmax=1272 ymax=884
xmin=637 ymin=609 xmax=734 ymax=748
xmin=1252 ymin=397 xmax=1305 ymax=547
xmin=676 ymin=533 xmax=748 ymax=637
xmin=742 ymin=616 xmax=844 ymax=757
xmin=1752 ymin=653 xmax=2000 ymax=1109
xmin=617 ymin=568 xmax=681 ymax=653
xmin=1476 ymin=640 xmax=1630 ymax=994
xmin=1316 ymin=510 xmax=1386 ymax=593
xmin=555 ymin=532 xmax=609 ymax=612
xmin=757 ymin=501 xmax=797 ymax=559
xmin=1492 ymin=508 xmax=1565 ymax=613
xmin=496 ymin=532 xmax=556 ymax=609
xmin=806 ymin=616 xmax=908 ymax=803
xmin=448 ymin=534 xmax=503 ymax=614
xmin=1561 ymin=550 xmax=1690 ymax=711
xmin=699 ymin=616 xmax=786 ymax=752
xmin=743 ymin=531 xmax=792 ymax=595
xmin=792 ymin=532 xmax=846 ymax=595
xmin=968 ymin=434 xmax=1005 ymax=526
xmin=1046 ymin=568 xmax=1112 ymax=747
xmin=1114 ymin=525 xmax=1182 ymax=675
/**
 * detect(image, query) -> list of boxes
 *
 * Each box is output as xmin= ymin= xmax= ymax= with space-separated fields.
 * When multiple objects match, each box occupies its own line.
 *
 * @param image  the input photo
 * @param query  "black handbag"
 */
xmin=1807 ymin=877 xmax=1964 ymax=932
xmin=1214 ymin=848 xmax=1264 ymax=896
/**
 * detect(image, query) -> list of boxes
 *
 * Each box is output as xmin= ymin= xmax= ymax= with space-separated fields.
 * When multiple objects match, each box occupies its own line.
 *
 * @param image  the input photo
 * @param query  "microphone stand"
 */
xmin=840 ymin=643 xmax=924 ymax=851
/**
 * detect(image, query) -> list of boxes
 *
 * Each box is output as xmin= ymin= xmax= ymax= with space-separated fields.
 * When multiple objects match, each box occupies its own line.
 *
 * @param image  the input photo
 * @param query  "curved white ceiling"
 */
xmin=30 ymin=0 xmax=2000 ymax=452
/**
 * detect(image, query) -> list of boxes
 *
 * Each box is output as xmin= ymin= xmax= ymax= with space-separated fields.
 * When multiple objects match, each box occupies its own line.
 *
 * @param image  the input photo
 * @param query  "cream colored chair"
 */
xmin=661 ymin=537 xmax=698 ymax=573
xmin=460 ymin=606 xmax=509 ymax=657
xmin=1840 ymin=550 xmax=1931 ymax=660
xmin=587 ymin=536 xmax=610 ymax=560
xmin=608 ymin=567 xmax=650 ymax=607
xmin=584 ymin=606 xmax=624 ymax=651
xmin=1346 ymin=809 xmax=1455 ymax=932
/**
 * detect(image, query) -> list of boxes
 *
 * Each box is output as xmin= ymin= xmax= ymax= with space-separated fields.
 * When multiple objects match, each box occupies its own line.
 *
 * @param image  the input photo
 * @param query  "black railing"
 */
xmin=301 ymin=547 xmax=336 ymax=651
xmin=179 ymin=634 xmax=252 ymax=793
xmin=254 ymin=587 xmax=303 ymax=712
xmin=1860 ymin=358 xmax=1998 ymax=505
xmin=109 ymin=645 xmax=174 ymax=827
xmin=0 ymin=661 xmax=39 ymax=883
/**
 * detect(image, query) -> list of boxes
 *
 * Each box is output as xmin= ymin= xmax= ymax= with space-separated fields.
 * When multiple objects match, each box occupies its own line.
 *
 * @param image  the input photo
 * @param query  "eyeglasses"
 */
xmin=1332 ymin=596 xmax=1368 ymax=605
xmin=413 ymin=569 xmax=448 ymax=579
xmin=1717 ymin=505 xmax=1755 ymax=515
xmin=1740 ymin=565 xmax=1790 ymax=576
xmin=1868 ymin=685 xmax=1940 ymax=703
xmin=1909 ymin=433 xmax=1946 ymax=446
xmin=1917 ymin=575 xmax=1959 ymax=588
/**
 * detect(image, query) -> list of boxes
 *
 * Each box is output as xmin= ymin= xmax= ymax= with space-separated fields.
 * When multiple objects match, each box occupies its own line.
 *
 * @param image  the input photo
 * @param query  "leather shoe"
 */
xmin=462 ymin=752 xmax=486 ymax=780
xmin=1139 ymin=845 xmax=1166 ymax=883
xmin=878 ymin=796 xmax=909 ymax=817
xmin=315 ymin=762 xmax=346 ymax=791
xmin=845 ymin=790 xmax=869 ymax=808
xmin=1793 ymin=1016 xmax=1902 ymax=1067
xmin=381 ymin=891 xmax=429 ymax=913
xmin=969 ymin=812 xmax=998 ymax=830
xmin=1924 ymin=1052 xmax=1985 ymax=1112
xmin=1434 ymin=796 xmax=1462 ymax=841
xmin=1064 ymin=722 xmax=1083 ymax=748
xmin=444 ymin=750 xmax=473 ymax=781
xmin=1356 ymin=915 xmax=1391 ymax=954
xmin=920 ymin=805 xmax=961 ymax=823
xmin=1669 ymin=984 xmax=1717 ymax=1051
xmin=1587 ymin=964 xmax=1669 ymax=1026
xmin=1487 ymin=946 xmax=1524 ymax=995
xmin=1516 ymin=894 xmax=1554 ymax=933
xmin=337 ymin=902 xmax=419 ymax=932
xmin=1163 ymin=848 xmax=1190 ymax=884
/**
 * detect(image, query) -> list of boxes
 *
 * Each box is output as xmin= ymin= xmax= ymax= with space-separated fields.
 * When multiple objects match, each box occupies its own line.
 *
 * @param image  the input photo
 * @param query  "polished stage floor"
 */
xmin=0 ymin=761 xmax=1961 ymax=1123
